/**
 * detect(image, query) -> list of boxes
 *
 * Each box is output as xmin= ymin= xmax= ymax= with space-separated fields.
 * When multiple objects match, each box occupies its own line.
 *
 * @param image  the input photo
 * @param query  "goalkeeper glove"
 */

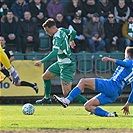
xmin=8 ymin=66 xmax=20 ymax=85
xmin=10 ymin=70 xmax=20 ymax=85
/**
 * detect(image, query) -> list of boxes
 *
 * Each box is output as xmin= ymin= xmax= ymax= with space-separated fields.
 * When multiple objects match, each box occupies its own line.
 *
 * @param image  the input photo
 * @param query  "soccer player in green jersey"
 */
xmin=34 ymin=18 xmax=88 ymax=104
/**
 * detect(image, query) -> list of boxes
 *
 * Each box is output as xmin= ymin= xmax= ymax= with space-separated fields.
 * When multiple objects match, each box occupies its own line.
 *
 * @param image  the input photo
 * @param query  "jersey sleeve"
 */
xmin=127 ymin=82 xmax=133 ymax=103
xmin=0 ymin=45 xmax=11 ymax=69
xmin=40 ymin=48 xmax=58 ymax=63
xmin=62 ymin=28 xmax=76 ymax=42
xmin=116 ymin=58 xmax=131 ymax=68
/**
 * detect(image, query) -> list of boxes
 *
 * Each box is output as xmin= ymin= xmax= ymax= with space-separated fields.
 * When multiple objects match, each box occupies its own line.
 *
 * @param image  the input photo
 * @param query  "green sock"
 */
xmin=43 ymin=79 xmax=51 ymax=98
xmin=74 ymin=94 xmax=88 ymax=104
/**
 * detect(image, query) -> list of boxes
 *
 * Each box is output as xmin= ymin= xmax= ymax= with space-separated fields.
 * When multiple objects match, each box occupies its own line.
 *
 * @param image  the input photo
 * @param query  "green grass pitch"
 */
xmin=0 ymin=104 xmax=133 ymax=130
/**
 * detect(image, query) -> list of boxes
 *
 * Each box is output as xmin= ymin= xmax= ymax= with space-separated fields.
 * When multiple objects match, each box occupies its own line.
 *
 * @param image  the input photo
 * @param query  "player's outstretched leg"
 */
xmin=53 ymin=95 xmax=69 ymax=108
xmin=53 ymin=87 xmax=82 ymax=107
xmin=87 ymin=111 xmax=118 ymax=117
xmin=93 ymin=107 xmax=118 ymax=117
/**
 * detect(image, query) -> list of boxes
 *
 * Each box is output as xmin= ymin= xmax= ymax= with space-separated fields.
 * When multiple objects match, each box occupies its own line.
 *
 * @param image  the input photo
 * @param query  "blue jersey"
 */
xmin=95 ymin=58 xmax=133 ymax=105
xmin=111 ymin=58 xmax=133 ymax=103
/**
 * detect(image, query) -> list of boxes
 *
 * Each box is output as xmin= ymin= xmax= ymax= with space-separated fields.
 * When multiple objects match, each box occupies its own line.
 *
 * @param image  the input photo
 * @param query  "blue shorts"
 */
xmin=94 ymin=78 xmax=120 ymax=105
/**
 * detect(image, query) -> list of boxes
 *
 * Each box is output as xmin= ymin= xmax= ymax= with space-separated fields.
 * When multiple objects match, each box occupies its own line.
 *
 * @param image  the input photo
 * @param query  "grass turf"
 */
xmin=0 ymin=104 xmax=133 ymax=130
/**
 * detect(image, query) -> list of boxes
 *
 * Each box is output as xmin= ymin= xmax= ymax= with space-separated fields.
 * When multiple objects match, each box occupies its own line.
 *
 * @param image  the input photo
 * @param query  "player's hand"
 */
xmin=10 ymin=70 xmax=20 ymax=85
xmin=34 ymin=61 xmax=42 ymax=66
xmin=70 ymin=41 xmax=76 ymax=49
xmin=121 ymin=102 xmax=130 ymax=115
xmin=102 ymin=57 xmax=110 ymax=62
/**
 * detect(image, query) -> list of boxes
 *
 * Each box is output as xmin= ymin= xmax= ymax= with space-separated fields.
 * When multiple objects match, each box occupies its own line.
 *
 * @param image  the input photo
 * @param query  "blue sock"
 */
xmin=94 ymin=107 xmax=109 ymax=117
xmin=66 ymin=87 xmax=81 ymax=102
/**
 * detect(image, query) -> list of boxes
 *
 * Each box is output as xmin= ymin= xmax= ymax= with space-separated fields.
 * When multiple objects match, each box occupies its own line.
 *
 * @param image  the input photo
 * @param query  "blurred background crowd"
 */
xmin=0 ymin=0 xmax=133 ymax=55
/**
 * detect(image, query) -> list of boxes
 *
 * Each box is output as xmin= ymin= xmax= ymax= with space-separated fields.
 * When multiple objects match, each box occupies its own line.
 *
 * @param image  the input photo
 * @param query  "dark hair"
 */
xmin=0 ymin=36 xmax=5 ymax=41
xmin=0 ymin=35 xmax=4 ymax=38
xmin=42 ymin=18 xmax=56 ymax=28
xmin=126 ymin=46 xmax=133 ymax=58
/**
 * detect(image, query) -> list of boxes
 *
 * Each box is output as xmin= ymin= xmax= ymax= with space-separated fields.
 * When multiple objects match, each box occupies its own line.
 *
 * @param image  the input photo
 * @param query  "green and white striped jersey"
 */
xmin=52 ymin=27 xmax=76 ymax=64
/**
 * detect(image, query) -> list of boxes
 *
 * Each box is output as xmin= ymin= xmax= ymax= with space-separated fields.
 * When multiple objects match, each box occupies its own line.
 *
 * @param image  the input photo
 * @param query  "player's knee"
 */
xmin=84 ymin=102 xmax=92 ymax=112
xmin=42 ymin=73 xmax=52 ymax=80
xmin=80 ymin=78 xmax=86 ymax=83
xmin=42 ymin=74 xmax=49 ymax=80
xmin=78 ymin=78 xmax=86 ymax=88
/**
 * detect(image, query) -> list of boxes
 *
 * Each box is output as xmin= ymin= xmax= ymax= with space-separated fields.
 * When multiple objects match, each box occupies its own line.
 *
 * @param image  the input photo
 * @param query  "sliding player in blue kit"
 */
xmin=54 ymin=46 xmax=133 ymax=117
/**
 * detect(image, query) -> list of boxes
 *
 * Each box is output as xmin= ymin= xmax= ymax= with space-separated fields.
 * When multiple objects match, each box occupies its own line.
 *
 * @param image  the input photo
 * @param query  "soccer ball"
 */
xmin=22 ymin=103 xmax=35 ymax=115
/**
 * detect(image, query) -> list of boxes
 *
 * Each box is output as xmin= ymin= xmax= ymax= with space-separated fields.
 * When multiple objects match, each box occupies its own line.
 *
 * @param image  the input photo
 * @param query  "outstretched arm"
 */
xmin=41 ymin=48 xmax=58 ymax=63
xmin=102 ymin=57 xmax=130 ymax=67
xmin=34 ymin=48 xmax=58 ymax=66
xmin=102 ymin=57 xmax=116 ymax=63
